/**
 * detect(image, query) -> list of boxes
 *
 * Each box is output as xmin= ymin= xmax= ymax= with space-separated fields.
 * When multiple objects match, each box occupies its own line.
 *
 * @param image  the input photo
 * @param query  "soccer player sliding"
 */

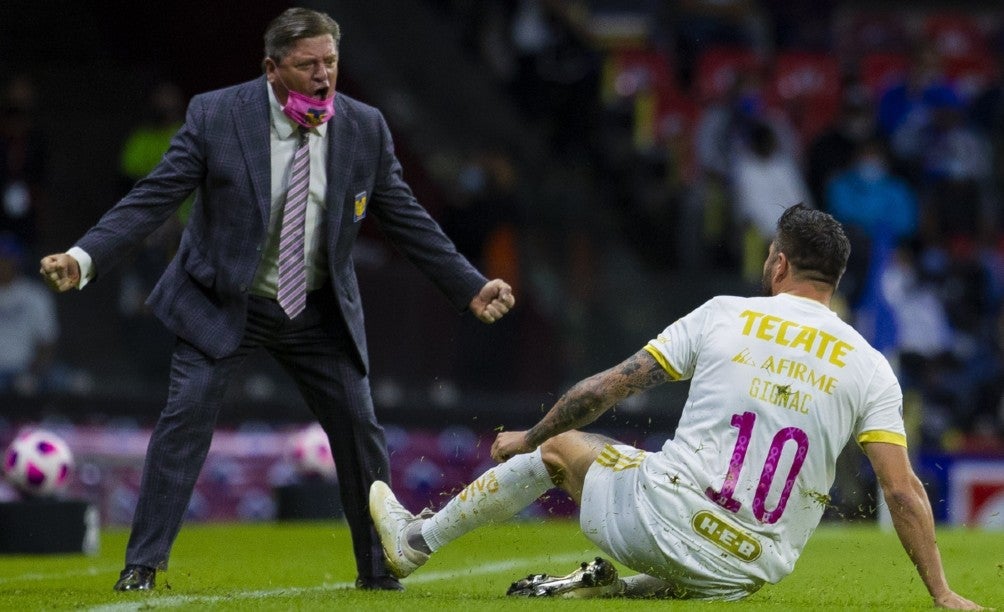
xmin=371 ymin=204 xmax=984 ymax=608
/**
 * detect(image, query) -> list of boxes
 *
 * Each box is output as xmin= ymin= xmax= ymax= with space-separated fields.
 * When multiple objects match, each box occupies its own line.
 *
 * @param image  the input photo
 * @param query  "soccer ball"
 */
xmin=289 ymin=424 xmax=336 ymax=480
xmin=2 ymin=428 xmax=75 ymax=497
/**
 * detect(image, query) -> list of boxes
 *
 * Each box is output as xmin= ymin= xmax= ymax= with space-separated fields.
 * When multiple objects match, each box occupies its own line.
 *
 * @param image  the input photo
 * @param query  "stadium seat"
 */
xmin=645 ymin=92 xmax=699 ymax=180
xmin=922 ymin=12 xmax=989 ymax=59
xmin=693 ymin=46 xmax=762 ymax=103
xmin=767 ymin=51 xmax=843 ymax=144
xmin=835 ymin=10 xmax=911 ymax=57
xmin=860 ymin=51 xmax=911 ymax=101
xmin=601 ymin=46 xmax=678 ymax=104
xmin=943 ymin=52 xmax=1000 ymax=100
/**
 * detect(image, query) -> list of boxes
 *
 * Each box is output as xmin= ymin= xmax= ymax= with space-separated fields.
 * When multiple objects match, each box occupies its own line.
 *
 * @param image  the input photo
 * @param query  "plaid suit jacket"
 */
xmin=76 ymin=77 xmax=486 ymax=369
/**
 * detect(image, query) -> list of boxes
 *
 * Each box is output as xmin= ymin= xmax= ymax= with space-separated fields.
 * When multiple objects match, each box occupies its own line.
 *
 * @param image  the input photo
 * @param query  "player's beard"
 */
xmin=761 ymin=264 xmax=772 ymax=296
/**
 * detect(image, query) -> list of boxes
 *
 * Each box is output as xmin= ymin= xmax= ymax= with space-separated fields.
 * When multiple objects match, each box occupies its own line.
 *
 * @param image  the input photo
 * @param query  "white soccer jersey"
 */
xmin=639 ymin=293 xmax=905 ymax=584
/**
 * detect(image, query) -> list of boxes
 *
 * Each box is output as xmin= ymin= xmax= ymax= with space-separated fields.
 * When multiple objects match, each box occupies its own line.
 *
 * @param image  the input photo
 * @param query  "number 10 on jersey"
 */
xmin=706 ymin=411 xmax=809 ymax=524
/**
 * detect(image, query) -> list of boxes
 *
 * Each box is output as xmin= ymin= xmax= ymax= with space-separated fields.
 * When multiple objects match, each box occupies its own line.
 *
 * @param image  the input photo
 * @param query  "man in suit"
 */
xmin=39 ymin=7 xmax=514 ymax=592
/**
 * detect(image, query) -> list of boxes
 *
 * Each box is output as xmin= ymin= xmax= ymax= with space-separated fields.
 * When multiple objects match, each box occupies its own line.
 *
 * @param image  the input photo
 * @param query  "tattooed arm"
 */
xmin=491 ymin=349 xmax=671 ymax=461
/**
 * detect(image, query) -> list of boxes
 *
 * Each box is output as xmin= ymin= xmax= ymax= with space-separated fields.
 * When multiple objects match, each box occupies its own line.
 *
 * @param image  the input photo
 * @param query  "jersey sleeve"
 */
xmin=644 ymin=298 xmax=717 ymax=381
xmin=855 ymin=356 xmax=907 ymax=448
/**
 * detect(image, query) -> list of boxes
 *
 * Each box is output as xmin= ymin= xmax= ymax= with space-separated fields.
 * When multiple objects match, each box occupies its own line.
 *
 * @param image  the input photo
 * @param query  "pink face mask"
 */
xmin=283 ymin=89 xmax=335 ymax=128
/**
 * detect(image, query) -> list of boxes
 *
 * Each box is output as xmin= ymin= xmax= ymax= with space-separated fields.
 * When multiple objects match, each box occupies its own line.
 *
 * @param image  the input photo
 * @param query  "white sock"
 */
xmin=621 ymin=574 xmax=677 ymax=598
xmin=421 ymin=448 xmax=552 ymax=552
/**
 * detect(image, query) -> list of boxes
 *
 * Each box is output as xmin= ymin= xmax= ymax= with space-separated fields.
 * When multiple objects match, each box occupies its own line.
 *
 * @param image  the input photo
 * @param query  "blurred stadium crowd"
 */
xmin=429 ymin=0 xmax=1004 ymax=455
xmin=0 ymin=0 xmax=1002 ymax=510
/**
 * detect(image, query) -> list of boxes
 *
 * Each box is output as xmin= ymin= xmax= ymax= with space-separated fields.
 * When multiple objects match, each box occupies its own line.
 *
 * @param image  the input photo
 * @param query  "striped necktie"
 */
xmin=277 ymin=127 xmax=310 ymax=319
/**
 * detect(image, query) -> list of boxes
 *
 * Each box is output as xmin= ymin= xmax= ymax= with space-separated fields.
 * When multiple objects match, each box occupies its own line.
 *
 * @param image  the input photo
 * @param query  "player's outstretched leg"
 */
xmin=506 ymin=557 xmax=623 ymax=598
xmin=369 ymin=481 xmax=429 ymax=578
xmin=370 ymin=448 xmax=555 ymax=578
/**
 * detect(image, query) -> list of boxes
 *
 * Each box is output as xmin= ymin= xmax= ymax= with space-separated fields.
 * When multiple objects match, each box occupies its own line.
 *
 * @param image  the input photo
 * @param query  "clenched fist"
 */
xmin=39 ymin=253 xmax=81 ymax=292
xmin=469 ymin=278 xmax=515 ymax=324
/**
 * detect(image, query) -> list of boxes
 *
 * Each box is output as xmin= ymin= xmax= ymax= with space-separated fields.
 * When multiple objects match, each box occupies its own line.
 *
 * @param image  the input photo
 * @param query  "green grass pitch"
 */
xmin=0 ymin=520 xmax=1000 ymax=610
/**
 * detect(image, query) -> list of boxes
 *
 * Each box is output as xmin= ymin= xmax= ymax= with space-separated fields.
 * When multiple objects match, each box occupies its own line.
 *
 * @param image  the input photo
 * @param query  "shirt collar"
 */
xmin=267 ymin=80 xmax=328 ymax=140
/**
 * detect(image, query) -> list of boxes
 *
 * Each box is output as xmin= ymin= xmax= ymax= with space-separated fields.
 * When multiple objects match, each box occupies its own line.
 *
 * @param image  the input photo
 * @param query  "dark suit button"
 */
xmin=240 ymin=284 xmax=248 ymax=293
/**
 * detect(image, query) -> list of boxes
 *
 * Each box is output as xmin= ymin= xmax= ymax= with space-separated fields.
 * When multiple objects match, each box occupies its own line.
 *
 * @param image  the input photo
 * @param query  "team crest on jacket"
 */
xmin=353 ymin=191 xmax=368 ymax=221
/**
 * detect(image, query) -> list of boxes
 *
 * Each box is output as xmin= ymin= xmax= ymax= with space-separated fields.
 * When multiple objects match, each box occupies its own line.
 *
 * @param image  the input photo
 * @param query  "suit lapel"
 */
xmin=325 ymin=95 xmax=358 ymax=241
xmin=233 ymin=77 xmax=272 ymax=228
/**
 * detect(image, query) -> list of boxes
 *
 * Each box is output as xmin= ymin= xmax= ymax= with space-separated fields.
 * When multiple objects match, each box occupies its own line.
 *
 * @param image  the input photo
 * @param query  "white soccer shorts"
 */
xmin=579 ymin=444 xmax=765 ymax=601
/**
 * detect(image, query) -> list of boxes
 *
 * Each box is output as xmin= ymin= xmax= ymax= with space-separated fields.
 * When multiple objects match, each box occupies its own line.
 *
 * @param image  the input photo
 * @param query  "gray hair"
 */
xmin=263 ymin=7 xmax=340 ymax=65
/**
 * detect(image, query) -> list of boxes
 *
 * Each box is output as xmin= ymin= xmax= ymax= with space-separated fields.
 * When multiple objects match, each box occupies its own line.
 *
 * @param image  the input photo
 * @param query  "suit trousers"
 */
xmin=124 ymin=288 xmax=392 ymax=579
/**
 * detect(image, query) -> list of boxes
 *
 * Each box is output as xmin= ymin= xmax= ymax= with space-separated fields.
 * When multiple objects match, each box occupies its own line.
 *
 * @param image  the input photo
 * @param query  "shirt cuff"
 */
xmin=643 ymin=344 xmax=682 ymax=380
xmin=857 ymin=430 xmax=908 ymax=448
xmin=66 ymin=246 xmax=94 ymax=290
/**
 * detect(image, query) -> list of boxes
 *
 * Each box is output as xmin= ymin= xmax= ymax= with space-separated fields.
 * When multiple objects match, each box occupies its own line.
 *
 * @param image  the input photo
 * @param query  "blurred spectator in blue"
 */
xmin=954 ymin=303 xmax=1004 ymax=453
xmin=825 ymin=138 xmax=918 ymax=307
xmin=695 ymin=72 xmax=801 ymax=180
xmin=892 ymin=86 xmax=991 ymax=244
xmin=934 ymin=245 xmax=999 ymax=428
xmin=827 ymin=139 xmax=918 ymax=242
xmin=970 ymin=307 xmax=1004 ymax=451
xmin=890 ymin=240 xmax=1002 ymax=450
xmin=0 ymin=76 xmax=47 ymax=255
xmin=0 ymin=233 xmax=57 ymax=394
xmin=881 ymin=242 xmax=955 ymax=389
xmin=731 ymin=120 xmax=812 ymax=284
xmin=876 ymin=43 xmax=956 ymax=142
xmin=868 ymin=241 xmax=948 ymax=450
xmin=969 ymin=54 xmax=1004 ymax=237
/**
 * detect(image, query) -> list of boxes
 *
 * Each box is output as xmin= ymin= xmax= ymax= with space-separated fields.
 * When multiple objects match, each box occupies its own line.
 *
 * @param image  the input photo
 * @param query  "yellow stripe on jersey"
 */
xmin=857 ymin=430 xmax=908 ymax=448
xmin=596 ymin=444 xmax=646 ymax=471
xmin=644 ymin=344 xmax=682 ymax=380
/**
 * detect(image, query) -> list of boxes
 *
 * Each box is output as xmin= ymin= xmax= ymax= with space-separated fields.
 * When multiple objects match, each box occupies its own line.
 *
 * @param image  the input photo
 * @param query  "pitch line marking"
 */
xmin=85 ymin=552 xmax=587 ymax=611
xmin=0 ymin=565 xmax=119 ymax=585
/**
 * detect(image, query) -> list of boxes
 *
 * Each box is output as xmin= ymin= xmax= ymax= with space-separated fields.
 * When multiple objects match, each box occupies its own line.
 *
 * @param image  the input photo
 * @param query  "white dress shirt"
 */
xmin=250 ymin=82 xmax=331 ymax=297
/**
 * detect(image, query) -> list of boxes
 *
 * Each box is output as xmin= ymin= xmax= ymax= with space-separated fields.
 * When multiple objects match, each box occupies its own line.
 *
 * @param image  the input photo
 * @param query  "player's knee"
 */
xmin=539 ymin=430 xmax=575 ymax=460
xmin=539 ymin=431 xmax=589 ymax=484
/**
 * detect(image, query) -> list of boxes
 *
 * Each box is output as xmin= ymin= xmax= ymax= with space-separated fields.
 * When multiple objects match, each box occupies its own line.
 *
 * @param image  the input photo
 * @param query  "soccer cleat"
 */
xmin=369 ymin=480 xmax=429 ymax=578
xmin=506 ymin=557 xmax=620 ymax=598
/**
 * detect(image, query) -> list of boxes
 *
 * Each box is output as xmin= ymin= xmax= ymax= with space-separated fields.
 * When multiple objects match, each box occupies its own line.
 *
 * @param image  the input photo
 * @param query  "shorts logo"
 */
xmin=691 ymin=510 xmax=762 ymax=562
xmin=595 ymin=444 xmax=645 ymax=471
xmin=353 ymin=191 xmax=368 ymax=222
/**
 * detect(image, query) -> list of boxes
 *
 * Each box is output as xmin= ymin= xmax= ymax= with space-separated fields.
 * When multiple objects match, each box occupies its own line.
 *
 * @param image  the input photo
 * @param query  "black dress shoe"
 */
xmin=355 ymin=576 xmax=404 ymax=591
xmin=113 ymin=565 xmax=156 ymax=591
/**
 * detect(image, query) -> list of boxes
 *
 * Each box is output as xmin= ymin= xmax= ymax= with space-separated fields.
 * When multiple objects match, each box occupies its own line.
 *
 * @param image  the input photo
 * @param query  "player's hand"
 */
xmin=934 ymin=591 xmax=986 ymax=610
xmin=469 ymin=279 xmax=514 ymax=324
xmin=491 ymin=430 xmax=534 ymax=463
xmin=39 ymin=253 xmax=81 ymax=293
